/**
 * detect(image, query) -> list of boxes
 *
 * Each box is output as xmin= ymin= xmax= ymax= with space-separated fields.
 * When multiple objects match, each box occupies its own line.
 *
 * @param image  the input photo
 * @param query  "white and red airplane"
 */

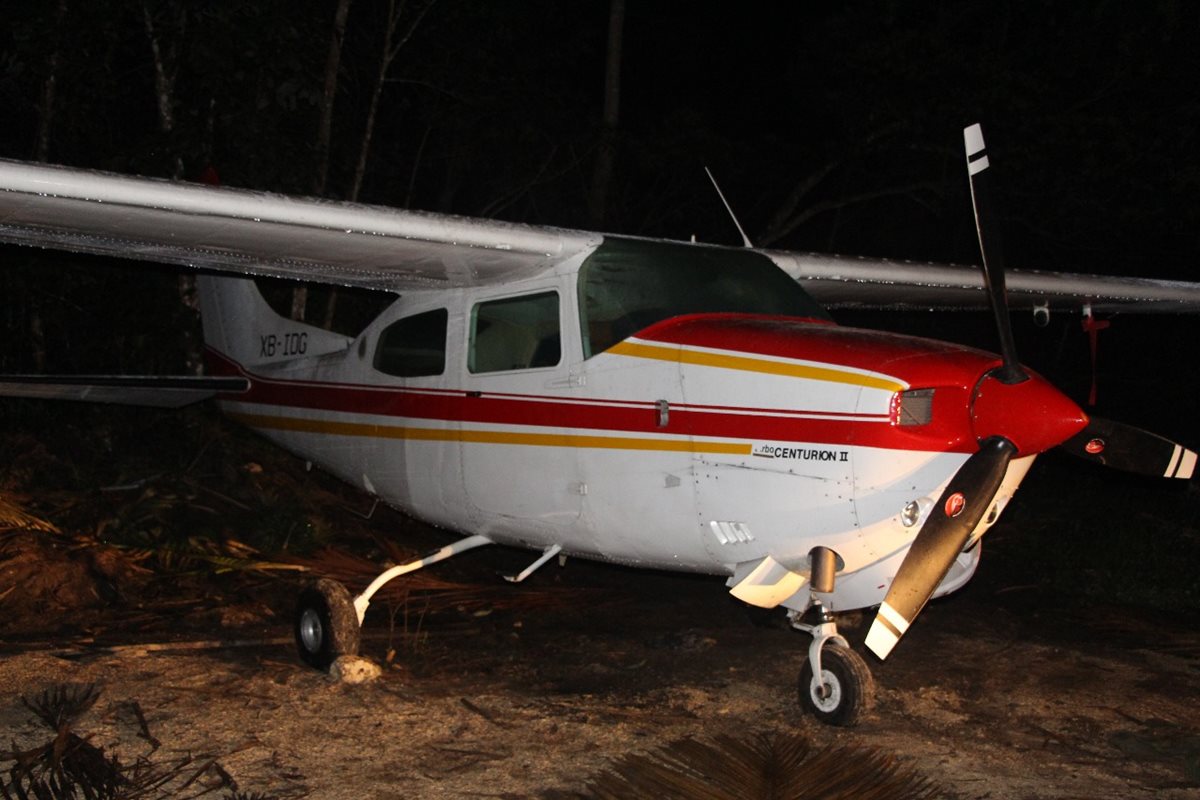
xmin=1 ymin=124 xmax=1196 ymax=725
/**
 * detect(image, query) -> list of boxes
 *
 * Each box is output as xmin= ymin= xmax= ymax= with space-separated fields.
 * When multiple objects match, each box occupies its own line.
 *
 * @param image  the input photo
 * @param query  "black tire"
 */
xmin=294 ymin=578 xmax=361 ymax=670
xmin=797 ymin=643 xmax=875 ymax=726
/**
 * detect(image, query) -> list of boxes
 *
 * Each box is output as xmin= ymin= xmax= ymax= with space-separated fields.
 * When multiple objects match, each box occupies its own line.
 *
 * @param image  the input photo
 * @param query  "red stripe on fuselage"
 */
xmin=204 ymin=346 xmax=982 ymax=453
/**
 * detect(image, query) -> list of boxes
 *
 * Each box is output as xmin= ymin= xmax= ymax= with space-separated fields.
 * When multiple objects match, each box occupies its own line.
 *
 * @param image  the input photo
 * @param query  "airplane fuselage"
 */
xmin=199 ymin=237 xmax=1045 ymax=615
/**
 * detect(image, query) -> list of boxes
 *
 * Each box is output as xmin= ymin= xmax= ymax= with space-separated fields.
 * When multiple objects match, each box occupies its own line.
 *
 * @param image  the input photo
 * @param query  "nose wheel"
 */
xmin=797 ymin=638 xmax=874 ymax=726
xmin=789 ymin=547 xmax=875 ymax=726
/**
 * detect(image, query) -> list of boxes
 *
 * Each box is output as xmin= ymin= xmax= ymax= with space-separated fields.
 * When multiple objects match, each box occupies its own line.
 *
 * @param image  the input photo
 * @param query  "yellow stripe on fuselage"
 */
xmin=228 ymin=412 xmax=752 ymax=455
xmin=607 ymin=341 xmax=905 ymax=392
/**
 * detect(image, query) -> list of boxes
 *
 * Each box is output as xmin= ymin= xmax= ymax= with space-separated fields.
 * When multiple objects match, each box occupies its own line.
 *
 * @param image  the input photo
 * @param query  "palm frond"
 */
xmin=21 ymin=685 xmax=100 ymax=732
xmin=552 ymin=732 xmax=943 ymax=800
xmin=0 ymin=494 xmax=59 ymax=534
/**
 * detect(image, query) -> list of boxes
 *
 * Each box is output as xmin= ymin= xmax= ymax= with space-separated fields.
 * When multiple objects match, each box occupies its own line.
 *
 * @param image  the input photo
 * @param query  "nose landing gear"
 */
xmin=789 ymin=546 xmax=875 ymax=726
xmin=790 ymin=602 xmax=875 ymax=726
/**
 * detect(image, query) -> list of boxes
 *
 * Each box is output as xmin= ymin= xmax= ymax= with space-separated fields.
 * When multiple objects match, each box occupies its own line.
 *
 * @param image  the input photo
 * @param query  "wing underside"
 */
xmin=770 ymin=251 xmax=1200 ymax=313
xmin=0 ymin=375 xmax=249 ymax=408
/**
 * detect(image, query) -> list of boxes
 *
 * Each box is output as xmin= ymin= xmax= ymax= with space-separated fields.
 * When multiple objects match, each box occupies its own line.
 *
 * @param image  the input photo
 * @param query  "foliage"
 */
xmin=0 ymin=493 xmax=58 ymax=534
xmin=2 ymin=685 xmax=182 ymax=800
xmin=1 ymin=685 xmax=279 ymax=800
xmin=544 ymin=731 xmax=941 ymax=800
xmin=0 ymin=404 xmax=338 ymax=576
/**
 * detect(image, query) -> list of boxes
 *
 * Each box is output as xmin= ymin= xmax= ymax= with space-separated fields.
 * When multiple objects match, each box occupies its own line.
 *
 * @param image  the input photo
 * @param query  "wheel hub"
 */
xmin=810 ymin=672 xmax=842 ymax=713
xmin=299 ymin=608 xmax=324 ymax=653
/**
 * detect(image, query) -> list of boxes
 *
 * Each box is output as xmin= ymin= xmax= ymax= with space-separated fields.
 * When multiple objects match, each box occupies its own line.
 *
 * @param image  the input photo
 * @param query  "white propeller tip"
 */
xmin=964 ymin=123 xmax=985 ymax=155
xmin=865 ymin=620 xmax=899 ymax=659
xmin=1169 ymin=446 xmax=1196 ymax=480
xmin=866 ymin=600 xmax=912 ymax=659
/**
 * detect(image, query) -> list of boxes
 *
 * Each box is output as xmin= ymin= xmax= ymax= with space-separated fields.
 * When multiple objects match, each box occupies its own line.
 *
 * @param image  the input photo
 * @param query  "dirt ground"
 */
xmin=1 ymin=538 xmax=1198 ymax=800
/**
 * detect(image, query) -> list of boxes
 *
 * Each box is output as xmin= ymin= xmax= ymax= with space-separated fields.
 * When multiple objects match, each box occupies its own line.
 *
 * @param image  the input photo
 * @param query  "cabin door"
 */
xmin=459 ymin=284 xmax=584 ymax=543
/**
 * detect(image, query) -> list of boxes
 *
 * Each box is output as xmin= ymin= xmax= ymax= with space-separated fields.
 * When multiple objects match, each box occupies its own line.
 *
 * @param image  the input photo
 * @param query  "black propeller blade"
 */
xmin=1063 ymin=417 xmax=1197 ymax=479
xmin=866 ymin=436 xmax=1017 ymax=659
xmin=964 ymin=123 xmax=1027 ymax=385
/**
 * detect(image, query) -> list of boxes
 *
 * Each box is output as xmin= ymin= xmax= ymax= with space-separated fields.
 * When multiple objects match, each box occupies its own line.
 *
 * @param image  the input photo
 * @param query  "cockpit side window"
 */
xmin=469 ymin=291 xmax=561 ymax=373
xmin=373 ymin=308 xmax=448 ymax=377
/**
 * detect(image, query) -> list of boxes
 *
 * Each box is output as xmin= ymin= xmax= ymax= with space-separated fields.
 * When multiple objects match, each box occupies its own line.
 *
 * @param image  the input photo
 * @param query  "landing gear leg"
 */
xmin=790 ymin=602 xmax=875 ymax=726
xmin=788 ymin=546 xmax=874 ymax=726
xmin=293 ymin=534 xmax=492 ymax=671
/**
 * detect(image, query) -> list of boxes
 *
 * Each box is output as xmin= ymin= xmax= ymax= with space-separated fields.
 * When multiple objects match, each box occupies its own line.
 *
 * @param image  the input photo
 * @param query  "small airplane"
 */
xmin=1 ymin=124 xmax=1197 ymax=726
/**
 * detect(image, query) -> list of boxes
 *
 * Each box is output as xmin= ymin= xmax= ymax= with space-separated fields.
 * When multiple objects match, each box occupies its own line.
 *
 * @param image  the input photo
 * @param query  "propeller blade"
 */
xmin=1062 ymin=417 xmax=1197 ymax=479
xmin=866 ymin=436 xmax=1017 ymax=659
xmin=964 ymin=123 xmax=1027 ymax=385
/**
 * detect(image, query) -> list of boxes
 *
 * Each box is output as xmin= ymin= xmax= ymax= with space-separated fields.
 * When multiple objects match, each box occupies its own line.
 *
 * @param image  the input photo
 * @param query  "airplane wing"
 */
xmin=0 ymin=159 xmax=600 ymax=291
xmin=0 ymin=158 xmax=1197 ymax=311
xmin=770 ymin=251 xmax=1200 ymax=313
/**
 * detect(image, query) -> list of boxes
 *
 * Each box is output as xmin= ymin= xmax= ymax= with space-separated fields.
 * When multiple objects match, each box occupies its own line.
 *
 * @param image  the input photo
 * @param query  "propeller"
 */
xmin=967 ymin=122 xmax=1194 ymax=481
xmin=1063 ymin=417 xmax=1196 ymax=479
xmin=865 ymin=436 xmax=1016 ymax=659
xmin=866 ymin=122 xmax=1195 ymax=660
xmin=866 ymin=124 xmax=1037 ymax=660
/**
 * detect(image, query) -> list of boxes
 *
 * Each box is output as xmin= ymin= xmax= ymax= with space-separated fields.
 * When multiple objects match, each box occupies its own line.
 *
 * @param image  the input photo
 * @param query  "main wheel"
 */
xmin=294 ymin=578 xmax=361 ymax=670
xmin=797 ymin=643 xmax=874 ymax=726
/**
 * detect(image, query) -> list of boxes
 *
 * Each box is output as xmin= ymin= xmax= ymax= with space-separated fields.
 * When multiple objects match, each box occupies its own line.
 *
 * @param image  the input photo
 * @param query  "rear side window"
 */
xmin=373 ymin=308 xmax=448 ymax=377
xmin=469 ymin=292 xmax=561 ymax=373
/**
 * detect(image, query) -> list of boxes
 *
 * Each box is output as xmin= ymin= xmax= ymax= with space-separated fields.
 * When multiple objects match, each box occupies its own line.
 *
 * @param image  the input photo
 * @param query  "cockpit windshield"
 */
xmin=578 ymin=237 xmax=830 ymax=357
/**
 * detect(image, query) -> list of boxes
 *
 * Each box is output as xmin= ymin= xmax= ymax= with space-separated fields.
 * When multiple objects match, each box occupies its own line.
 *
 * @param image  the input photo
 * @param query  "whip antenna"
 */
xmin=704 ymin=167 xmax=753 ymax=248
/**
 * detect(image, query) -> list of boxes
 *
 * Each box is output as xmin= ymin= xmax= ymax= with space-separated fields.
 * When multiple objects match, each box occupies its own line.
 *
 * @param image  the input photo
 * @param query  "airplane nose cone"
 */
xmin=971 ymin=370 xmax=1088 ymax=455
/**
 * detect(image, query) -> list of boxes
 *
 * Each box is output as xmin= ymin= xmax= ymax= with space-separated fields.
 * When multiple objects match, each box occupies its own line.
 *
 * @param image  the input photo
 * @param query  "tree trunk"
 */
xmin=335 ymin=0 xmax=436 ymax=327
xmin=350 ymin=0 xmax=438 ymax=202
xmin=142 ymin=1 xmax=185 ymax=179
xmin=34 ymin=0 xmax=69 ymax=162
xmin=143 ymin=1 xmax=202 ymax=371
xmin=28 ymin=0 xmax=70 ymax=370
xmin=314 ymin=0 xmax=354 ymax=197
xmin=588 ymin=0 xmax=625 ymax=229
xmin=303 ymin=0 xmax=355 ymax=324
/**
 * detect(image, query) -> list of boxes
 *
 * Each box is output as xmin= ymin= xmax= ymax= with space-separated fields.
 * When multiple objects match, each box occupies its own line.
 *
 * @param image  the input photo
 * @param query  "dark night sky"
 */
xmin=2 ymin=1 xmax=1198 ymax=273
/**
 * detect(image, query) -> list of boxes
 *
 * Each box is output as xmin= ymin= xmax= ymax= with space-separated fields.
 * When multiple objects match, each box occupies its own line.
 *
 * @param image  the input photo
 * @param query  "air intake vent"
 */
xmin=709 ymin=520 xmax=754 ymax=545
xmin=896 ymin=389 xmax=934 ymax=426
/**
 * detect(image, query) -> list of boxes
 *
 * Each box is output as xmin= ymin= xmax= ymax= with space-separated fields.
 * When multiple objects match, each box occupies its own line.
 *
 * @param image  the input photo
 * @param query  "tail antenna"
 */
xmin=704 ymin=166 xmax=753 ymax=248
